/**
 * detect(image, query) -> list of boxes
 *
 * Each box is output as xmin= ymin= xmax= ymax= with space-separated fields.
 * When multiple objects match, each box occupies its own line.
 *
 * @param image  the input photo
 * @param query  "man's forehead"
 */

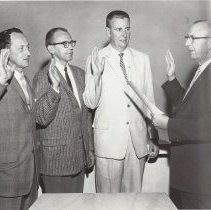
xmin=11 ymin=32 xmax=28 ymax=45
xmin=110 ymin=17 xmax=130 ymax=26
xmin=189 ymin=23 xmax=210 ymax=35
xmin=53 ymin=30 xmax=72 ymax=41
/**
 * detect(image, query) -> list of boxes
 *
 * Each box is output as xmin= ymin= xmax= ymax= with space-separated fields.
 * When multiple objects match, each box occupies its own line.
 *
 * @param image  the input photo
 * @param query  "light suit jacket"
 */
xmin=0 ymin=75 xmax=36 ymax=197
xmin=83 ymin=45 xmax=155 ymax=159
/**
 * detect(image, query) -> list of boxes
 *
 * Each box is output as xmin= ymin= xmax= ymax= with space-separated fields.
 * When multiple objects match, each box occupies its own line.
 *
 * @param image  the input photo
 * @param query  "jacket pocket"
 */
xmin=0 ymin=152 xmax=18 ymax=163
xmin=41 ymin=139 xmax=66 ymax=147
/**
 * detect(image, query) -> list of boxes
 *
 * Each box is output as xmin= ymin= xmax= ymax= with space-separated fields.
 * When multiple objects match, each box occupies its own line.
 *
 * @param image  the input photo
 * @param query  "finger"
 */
xmin=168 ymin=50 xmax=174 ymax=63
xmin=101 ymin=56 xmax=105 ymax=66
xmin=91 ymin=48 xmax=96 ymax=66
xmin=165 ymin=55 xmax=170 ymax=67
xmin=3 ymin=50 xmax=10 ymax=71
xmin=49 ymin=58 xmax=55 ymax=71
xmin=10 ymin=64 xmax=15 ymax=72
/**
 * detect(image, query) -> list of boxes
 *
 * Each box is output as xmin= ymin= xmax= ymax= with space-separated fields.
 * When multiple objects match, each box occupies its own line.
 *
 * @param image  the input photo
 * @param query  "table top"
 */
xmin=30 ymin=192 xmax=177 ymax=210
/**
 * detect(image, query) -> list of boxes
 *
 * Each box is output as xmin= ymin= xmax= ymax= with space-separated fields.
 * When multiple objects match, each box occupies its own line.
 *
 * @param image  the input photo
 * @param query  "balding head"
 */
xmin=185 ymin=20 xmax=211 ymax=64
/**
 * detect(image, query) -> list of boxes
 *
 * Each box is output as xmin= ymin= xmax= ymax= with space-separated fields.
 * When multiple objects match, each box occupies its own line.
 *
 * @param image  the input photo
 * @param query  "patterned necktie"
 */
xmin=64 ymin=67 xmax=73 ymax=91
xmin=19 ymin=74 xmax=31 ymax=109
xmin=119 ymin=53 xmax=129 ymax=83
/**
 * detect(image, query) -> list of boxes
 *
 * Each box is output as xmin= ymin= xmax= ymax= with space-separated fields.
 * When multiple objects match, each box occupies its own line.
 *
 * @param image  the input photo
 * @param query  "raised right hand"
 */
xmin=91 ymin=47 xmax=105 ymax=76
xmin=0 ymin=49 xmax=15 ymax=85
xmin=48 ymin=58 xmax=60 ymax=91
xmin=165 ymin=50 xmax=176 ymax=81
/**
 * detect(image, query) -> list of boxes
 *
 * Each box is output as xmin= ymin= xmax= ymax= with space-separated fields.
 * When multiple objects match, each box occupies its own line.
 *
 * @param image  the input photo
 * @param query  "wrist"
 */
xmin=93 ymin=74 xmax=102 ymax=86
xmin=52 ymin=85 xmax=60 ymax=93
xmin=0 ymin=78 xmax=8 ymax=86
xmin=168 ymin=74 xmax=176 ymax=81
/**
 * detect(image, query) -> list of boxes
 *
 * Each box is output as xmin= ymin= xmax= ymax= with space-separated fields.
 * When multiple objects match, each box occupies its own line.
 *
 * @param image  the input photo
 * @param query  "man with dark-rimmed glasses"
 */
xmin=33 ymin=27 xmax=94 ymax=193
xmin=152 ymin=20 xmax=211 ymax=209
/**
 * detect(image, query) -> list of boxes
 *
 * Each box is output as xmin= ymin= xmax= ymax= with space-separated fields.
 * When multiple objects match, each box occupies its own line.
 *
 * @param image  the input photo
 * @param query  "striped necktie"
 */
xmin=119 ymin=53 xmax=129 ymax=83
xmin=19 ymin=74 xmax=31 ymax=109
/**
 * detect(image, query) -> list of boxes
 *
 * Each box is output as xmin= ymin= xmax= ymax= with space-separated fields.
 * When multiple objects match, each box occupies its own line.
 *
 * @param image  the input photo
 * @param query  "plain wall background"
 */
xmin=0 ymin=1 xmax=209 ymax=193
xmin=0 ymin=1 xmax=209 ymax=112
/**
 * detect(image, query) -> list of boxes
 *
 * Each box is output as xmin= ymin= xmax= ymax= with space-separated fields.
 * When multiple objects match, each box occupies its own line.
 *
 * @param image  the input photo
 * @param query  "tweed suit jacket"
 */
xmin=0 ymin=74 xmax=36 ymax=197
xmin=83 ymin=45 xmax=155 ymax=159
xmin=162 ymin=63 xmax=211 ymax=195
xmin=33 ymin=63 xmax=93 ymax=176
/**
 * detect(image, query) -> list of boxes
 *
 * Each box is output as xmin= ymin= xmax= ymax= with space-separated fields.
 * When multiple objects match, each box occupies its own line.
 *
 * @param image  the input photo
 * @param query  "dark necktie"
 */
xmin=64 ymin=67 xmax=73 ymax=91
xmin=119 ymin=53 xmax=129 ymax=83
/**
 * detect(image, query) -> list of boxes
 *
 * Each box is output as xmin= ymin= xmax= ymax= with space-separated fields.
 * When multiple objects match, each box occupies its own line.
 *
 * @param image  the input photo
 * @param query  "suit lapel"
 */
xmin=25 ymin=75 xmax=34 ymax=109
xmin=56 ymin=65 xmax=81 ymax=106
xmin=103 ymin=46 xmax=137 ymax=101
xmin=70 ymin=65 xmax=83 ymax=106
xmin=104 ymin=53 xmax=128 ymax=91
xmin=177 ymin=65 xmax=209 ymax=110
xmin=10 ymin=75 xmax=30 ymax=111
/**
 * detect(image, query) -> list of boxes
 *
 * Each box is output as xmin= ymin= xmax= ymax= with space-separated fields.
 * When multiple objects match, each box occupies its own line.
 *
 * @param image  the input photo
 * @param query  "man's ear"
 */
xmin=47 ymin=45 xmax=54 ymax=55
xmin=105 ymin=27 xmax=111 ymax=38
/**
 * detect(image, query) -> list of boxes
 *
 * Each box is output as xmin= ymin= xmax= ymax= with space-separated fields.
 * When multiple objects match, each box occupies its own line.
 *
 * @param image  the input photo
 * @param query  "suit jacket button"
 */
xmin=127 ymin=104 xmax=130 ymax=108
xmin=126 ymin=122 xmax=129 ymax=125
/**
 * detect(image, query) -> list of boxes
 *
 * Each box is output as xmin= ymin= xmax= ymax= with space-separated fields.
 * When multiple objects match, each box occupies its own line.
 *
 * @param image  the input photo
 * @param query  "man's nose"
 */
xmin=185 ymin=38 xmax=191 ymax=47
xmin=122 ymin=30 xmax=127 ymax=37
xmin=25 ymin=48 xmax=31 ymax=57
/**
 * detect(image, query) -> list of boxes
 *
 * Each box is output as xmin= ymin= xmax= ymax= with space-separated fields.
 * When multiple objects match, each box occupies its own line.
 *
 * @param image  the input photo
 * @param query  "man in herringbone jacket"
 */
xmin=33 ymin=27 xmax=94 ymax=193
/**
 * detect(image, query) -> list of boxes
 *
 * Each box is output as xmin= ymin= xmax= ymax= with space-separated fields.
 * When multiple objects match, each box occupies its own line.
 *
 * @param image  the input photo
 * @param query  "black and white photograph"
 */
xmin=0 ymin=1 xmax=210 ymax=209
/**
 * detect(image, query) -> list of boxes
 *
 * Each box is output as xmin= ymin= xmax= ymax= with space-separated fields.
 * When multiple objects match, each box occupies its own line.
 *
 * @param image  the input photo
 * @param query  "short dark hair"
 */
xmin=0 ymin=28 xmax=23 ymax=51
xmin=45 ymin=27 xmax=69 ymax=48
xmin=106 ymin=10 xmax=130 ymax=28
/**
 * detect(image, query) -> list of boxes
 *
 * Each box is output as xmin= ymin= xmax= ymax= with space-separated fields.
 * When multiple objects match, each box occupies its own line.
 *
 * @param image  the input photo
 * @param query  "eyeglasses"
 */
xmin=50 ymin=40 xmax=77 ymax=48
xmin=184 ymin=35 xmax=211 ymax=43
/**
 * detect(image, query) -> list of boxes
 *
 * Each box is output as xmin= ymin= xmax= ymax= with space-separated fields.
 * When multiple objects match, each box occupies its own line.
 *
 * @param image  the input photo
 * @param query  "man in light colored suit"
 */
xmin=83 ymin=10 xmax=159 ymax=192
xmin=0 ymin=28 xmax=37 ymax=210
xmin=33 ymin=27 xmax=94 ymax=193
xmin=153 ymin=20 xmax=211 ymax=209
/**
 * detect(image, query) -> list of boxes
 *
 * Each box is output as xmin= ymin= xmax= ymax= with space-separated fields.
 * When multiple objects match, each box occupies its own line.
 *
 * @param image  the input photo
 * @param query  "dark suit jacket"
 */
xmin=0 ymin=75 xmax=36 ymax=197
xmin=162 ymin=63 xmax=211 ymax=195
xmin=33 ymin=64 xmax=93 ymax=176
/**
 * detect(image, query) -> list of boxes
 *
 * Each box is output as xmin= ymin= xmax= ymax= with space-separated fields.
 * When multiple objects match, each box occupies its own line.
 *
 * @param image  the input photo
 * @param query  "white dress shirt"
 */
xmin=14 ymin=70 xmax=30 ymax=109
xmin=55 ymin=62 xmax=81 ymax=108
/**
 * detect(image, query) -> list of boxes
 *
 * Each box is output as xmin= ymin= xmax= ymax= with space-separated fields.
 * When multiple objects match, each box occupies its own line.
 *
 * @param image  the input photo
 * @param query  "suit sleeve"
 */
xmin=168 ymin=115 xmax=211 ymax=143
xmin=143 ymin=55 xmax=155 ymax=118
xmin=0 ymin=83 xmax=7 ymax=98
xmin=87 ymin=108 xmax=94 ymax=152
xmin=33 ymin=71 xmax=61 ymax=126
xmin=167 ymin=71 xmax=211 ymax=143
xmin=83 ymin=56 xmax=102 ymax=109
xmin=162 ymin=78 xmax=185 ymax=107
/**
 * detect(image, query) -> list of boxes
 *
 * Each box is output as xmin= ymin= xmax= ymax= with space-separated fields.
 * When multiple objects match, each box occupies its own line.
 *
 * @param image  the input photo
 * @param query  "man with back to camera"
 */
xmin=83 ymin=10 xmax=159 ymax=192
xmin=152 ymin=20 xmax=211 ymax=209
xmin=0 ymin=28 xmax=38 ymax=210
xmin=33 ymin=27 xmax=94 ymax=193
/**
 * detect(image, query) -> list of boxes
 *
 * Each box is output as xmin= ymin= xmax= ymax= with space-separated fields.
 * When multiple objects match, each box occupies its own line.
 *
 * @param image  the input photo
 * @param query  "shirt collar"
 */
xmin=199 ymin=58 xmax=211 ymax=72
xmin=55 ymin=61 xmax=67 ymax=72
xmin=108 ymin=44 xmax=130 ymax=58
xmin=14 ymin=69 xmax=24 ymax=80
